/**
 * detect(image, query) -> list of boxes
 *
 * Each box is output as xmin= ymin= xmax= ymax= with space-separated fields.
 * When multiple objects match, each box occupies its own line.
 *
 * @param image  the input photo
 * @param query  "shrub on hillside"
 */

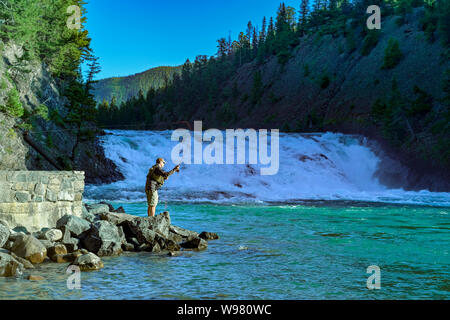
xmin=361 ymin=30 xmax=380 ymax=56
xmin=0 ymin=87 xmax=24 ymax=118
xmin=381 ymin=38 xmax=402 ymax=69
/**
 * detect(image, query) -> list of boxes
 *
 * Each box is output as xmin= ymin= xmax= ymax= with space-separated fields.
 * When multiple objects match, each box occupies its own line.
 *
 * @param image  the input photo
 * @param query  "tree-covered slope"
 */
xmin=0 ymin=0 xmax=123 ymax=183
xmin=93 ymin=66 xmax=182 ymax=105
xmin=99 ymin=0 xmax=450 ymax=191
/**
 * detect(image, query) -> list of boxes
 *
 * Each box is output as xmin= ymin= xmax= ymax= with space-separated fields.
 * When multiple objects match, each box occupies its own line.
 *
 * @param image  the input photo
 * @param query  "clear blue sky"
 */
xmin=84 ymin=0 xmax=300 ymax=80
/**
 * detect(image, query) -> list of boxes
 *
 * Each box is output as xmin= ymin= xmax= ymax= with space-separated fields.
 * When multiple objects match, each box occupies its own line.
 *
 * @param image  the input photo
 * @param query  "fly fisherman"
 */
xmin=145 ymin=158 xmax=180 ymax=217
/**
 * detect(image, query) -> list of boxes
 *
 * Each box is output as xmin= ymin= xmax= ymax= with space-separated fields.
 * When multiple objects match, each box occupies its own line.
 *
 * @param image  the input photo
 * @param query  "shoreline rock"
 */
xmin=10 ymin=235 xmax=47 ymax=264
xmin=0 ymin=251 xmax=24 ymax=277
xmin=70 ymin=252 xmax=104 ymax=271
xmin=0 ymin=202 xmax=219 ymax=277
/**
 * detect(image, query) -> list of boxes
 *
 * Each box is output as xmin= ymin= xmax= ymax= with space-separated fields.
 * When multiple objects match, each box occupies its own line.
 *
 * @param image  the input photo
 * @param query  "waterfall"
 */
xmin=84 ymin=130 xmax=450 ymax=207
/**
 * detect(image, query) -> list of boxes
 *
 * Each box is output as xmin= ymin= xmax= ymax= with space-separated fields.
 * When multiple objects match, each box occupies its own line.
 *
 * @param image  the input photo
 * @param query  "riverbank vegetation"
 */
xmin=0 ymin=0 xmax=99 ymax=138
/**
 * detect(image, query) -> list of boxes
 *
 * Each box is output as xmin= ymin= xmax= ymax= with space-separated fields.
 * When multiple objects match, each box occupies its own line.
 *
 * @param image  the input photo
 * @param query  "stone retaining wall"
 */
xmin=0 ymin=171 xmax=84 ymax=232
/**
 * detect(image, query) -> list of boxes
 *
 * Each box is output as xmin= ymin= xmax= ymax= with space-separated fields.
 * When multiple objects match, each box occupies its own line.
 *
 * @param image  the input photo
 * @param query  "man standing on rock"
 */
xmin=145 ymin=158 xmax=180 ymax=217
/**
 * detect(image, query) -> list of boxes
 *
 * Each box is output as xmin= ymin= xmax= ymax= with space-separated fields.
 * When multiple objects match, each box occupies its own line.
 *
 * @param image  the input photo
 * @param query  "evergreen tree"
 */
xmin=259 ymin=17 xmax=267 ymax=44
xmin=217 ymin=38 xmax=228 ymax=58
xmin=252 ymin=27 xmax=259 ymax=54
xmin=299 ymin=0 xmax=310 ymax=36
xmin=246 ymin=21 xmax=253 ymax=45
xmin=265 ymin=17 xmax=275 ymax=55
xmin=182 ymin=59 xmax=192 ymax=81
xmin=276 ymin=3 xmax=289 ymax=33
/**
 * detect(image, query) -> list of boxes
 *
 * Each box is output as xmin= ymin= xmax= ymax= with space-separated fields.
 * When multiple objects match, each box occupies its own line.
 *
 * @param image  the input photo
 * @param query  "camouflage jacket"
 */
xmin=145 ymin=165 xmax=177 ymax=191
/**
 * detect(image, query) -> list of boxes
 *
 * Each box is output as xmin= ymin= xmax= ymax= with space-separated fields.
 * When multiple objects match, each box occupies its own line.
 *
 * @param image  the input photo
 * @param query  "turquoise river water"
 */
xmin=0 ymin=201 xmax=449 ymax=300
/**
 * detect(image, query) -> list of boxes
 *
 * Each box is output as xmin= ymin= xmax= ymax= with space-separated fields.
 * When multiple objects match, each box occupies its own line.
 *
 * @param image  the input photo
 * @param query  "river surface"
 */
xmin=1 ymin=130 xmax=449 ymax=299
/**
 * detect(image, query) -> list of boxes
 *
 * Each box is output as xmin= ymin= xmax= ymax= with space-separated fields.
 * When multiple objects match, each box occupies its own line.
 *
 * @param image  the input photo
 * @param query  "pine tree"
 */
xmin=299 ymin=0 xmax=310 ymax=36
xmin=252 ymin=27 xmax=259 ymax=52
xmin=97 ymin=99 xmax=110 ymax=127
xmin=217 ymin=38 xmax=228 ymax=58
xmin=268 ymin=17 xmax=275 ymax=38
xmin=276 ymin=3 xmax=289 ymax=33
xmin=286 ymin=6 xmax=297 ymax=30
xmin=227 ymin=32 xmax=233 ymax=55
xmin=259 ymin=17 xmax=267 ymax=44
xmin=182 ymin=59 xmax=192 ymax=81
xmin=85 ymin=55 xmax=101 ymax=95
xmin=265 ymin=17 xmax=275 ymax=55
xmin=246 ymin=21 xmax=253 ymax=45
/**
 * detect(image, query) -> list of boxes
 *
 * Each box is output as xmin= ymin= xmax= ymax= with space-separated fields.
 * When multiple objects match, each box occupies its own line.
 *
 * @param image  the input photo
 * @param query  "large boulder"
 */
xmin=99 ymin=201 xmax=115 ymax=212
xmin=36 ymin=228 xmax=63 ymax=242
xmin=100 ymin=211 xmax=136 ymax=226
xmin=70 ymin=253 xmax=104 ymax=271
xmin=199 ymin=232 xmax=220 ymax=241
xmin=0 ymin=219 xmax=10 ymax=230
xmin=39 ymin=239 xmax=56 ymax=250
xmin=113 ymin=206 xmax=126 ymax=214
xmin=81 ymin=205 xmax=96 ymax=223
xmin=120 ymin=212 xmax=171 ymax=242
xmin=0 ymin=223 xmax=9 ymax=248
xmin=169 ymin=225 xmax=199 ymax=239
xmin=138 ymin=242 xmax=161 ymax=253
xmin=85 ymin=203 xmax=110 ymax=215
xmin=9 ymin=252 xmax=34 ymax=269
xmin=60 ymin=227 xmax=80 ymax=252
xmin=168 ymin=232 xmax=184 ymax=244
xmin=180 ymin=236 xmax=208 ymax=251
xmin=56 ymin=215 xmax=91 ymax=238
xmin=11 ymin=235 xmax=47 ymax=264
xmin=53 ymin=251 xmax=83 ymax=263
xmin=81 ymin=221 xmax=123 ymax=256
xmin=0 ymin=252 xmax=24 ymax=277
xmin=47 ymin=244 xmax=68 ymax=261
xmin=165 ymin=239 xmax=181 ymax=252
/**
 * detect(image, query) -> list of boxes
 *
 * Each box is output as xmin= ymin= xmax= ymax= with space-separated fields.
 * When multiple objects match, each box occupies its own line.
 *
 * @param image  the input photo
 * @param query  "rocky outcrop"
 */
xmin=0 ymin=41 xmax=124 ymax=184
xmin=0 ymin=201 xmax=219 ymax=276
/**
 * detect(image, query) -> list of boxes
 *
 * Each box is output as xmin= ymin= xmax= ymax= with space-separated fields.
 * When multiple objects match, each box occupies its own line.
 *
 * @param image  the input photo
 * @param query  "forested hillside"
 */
xmin=0 ymin=0 xmax=123 ymax=183
xmin=93 ymin=65 xmax=182 ymax=106
xmin=98 ymin=0 xmax=450 ymax=190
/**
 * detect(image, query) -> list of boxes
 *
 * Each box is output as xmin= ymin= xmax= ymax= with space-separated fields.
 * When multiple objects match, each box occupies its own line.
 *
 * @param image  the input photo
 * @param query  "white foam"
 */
xmin=84 ymin=130 xmax=450 ymax=207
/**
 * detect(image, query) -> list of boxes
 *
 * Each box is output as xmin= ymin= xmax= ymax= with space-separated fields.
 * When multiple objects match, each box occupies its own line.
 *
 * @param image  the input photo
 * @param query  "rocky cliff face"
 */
xmin=0 ymin=42 xmax=123 ymax=184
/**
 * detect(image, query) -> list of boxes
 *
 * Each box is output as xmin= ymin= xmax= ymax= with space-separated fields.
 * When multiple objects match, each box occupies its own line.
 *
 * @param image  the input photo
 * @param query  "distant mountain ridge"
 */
xmin=93 ymin=65 xmax=182 ymax=105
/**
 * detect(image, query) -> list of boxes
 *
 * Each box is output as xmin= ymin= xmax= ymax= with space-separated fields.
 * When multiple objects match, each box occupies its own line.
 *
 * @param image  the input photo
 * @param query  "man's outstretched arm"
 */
xmin=159 ymin=165 xmax=180 ymax=179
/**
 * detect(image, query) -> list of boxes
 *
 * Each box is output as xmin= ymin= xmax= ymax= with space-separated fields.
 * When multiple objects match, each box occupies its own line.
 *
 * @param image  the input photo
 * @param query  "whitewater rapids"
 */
xmin=84 ymin=130 xmax=450 ymax=207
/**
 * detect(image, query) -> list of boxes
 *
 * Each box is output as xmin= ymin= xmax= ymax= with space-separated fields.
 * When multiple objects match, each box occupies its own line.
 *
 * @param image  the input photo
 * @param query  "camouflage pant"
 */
xmin=146 ymin=181 xmax=159 ymax=207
